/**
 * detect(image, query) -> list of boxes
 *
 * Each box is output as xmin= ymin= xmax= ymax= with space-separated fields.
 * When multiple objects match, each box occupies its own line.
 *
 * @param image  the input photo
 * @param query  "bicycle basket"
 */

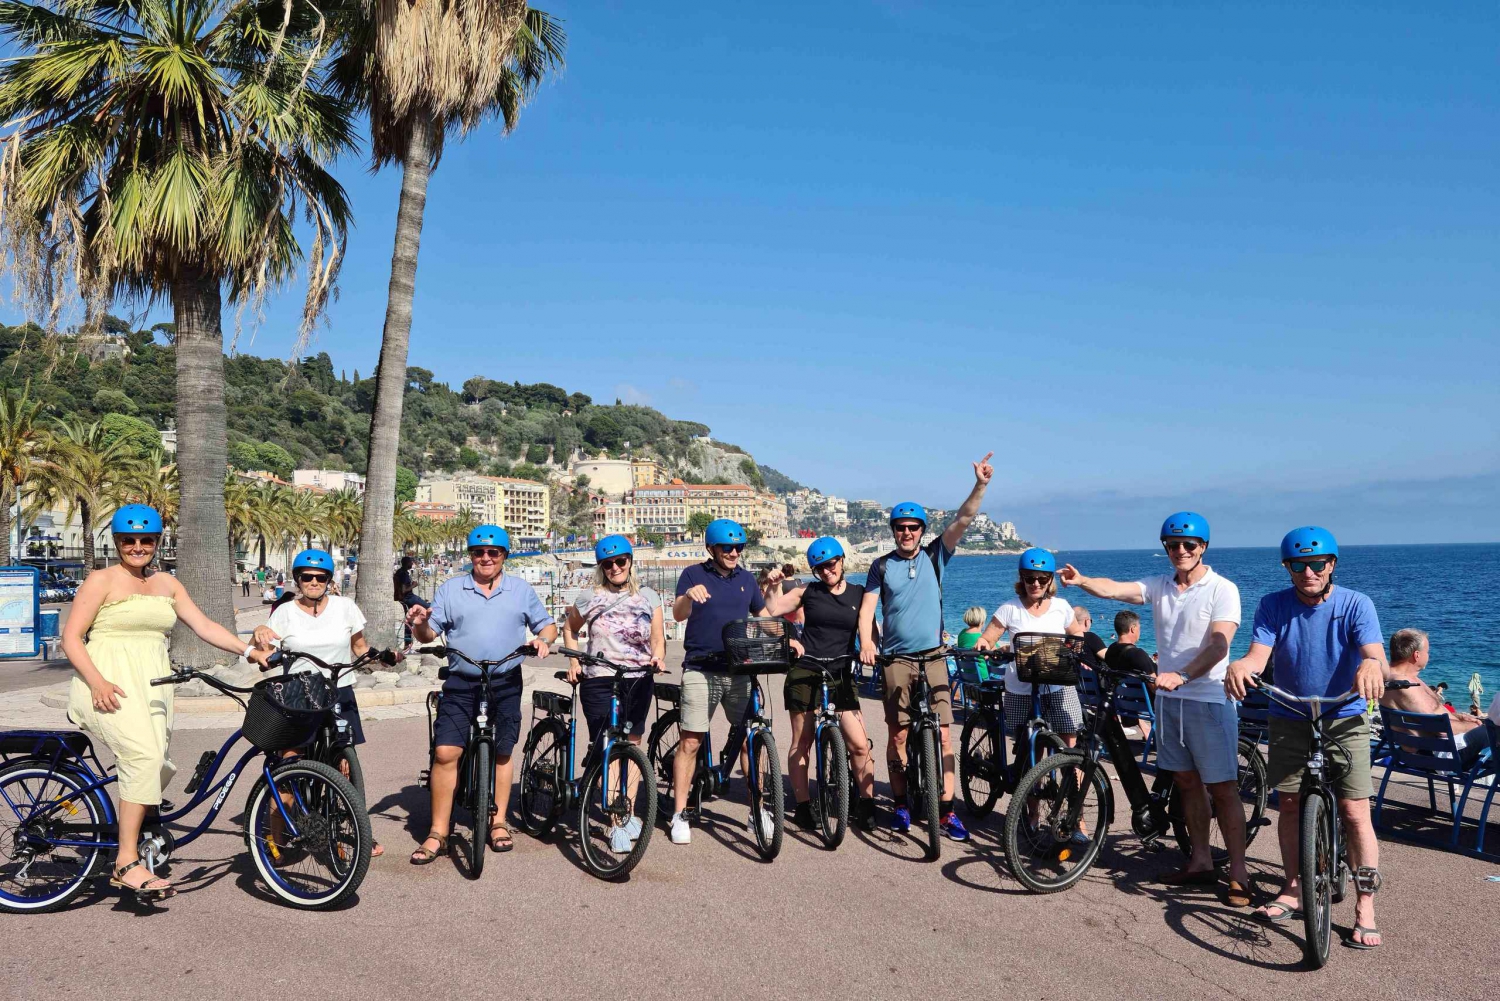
xmin=242 ymin=672 xmax=336 ymax=752
xmin=721 ymin=617 xmax=792 ymax=674
xmin=532 ymin=688 xmax=572 ymax=717
xmin=1011 ymin=633 xmax=1081 ymax=686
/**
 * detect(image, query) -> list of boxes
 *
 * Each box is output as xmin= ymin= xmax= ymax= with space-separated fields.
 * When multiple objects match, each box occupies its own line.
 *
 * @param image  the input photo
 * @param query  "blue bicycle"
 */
xmin=794 ymin=655 xmax=858 ymax=849
xmin=517 ymin=647 xmax=658 ymax=880
xmin=0 ymin=666 xmax=371 ymax=912
xmin=954 ymin=643 xmax=1068 ymax=818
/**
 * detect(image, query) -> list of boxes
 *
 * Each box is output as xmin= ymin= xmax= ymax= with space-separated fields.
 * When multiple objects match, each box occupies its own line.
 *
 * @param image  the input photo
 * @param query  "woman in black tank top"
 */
xmin=762 ymin=542 xmax=877 ymax=832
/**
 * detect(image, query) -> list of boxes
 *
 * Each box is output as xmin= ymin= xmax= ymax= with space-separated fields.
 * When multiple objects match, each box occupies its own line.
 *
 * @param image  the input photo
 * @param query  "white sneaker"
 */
xmin=670 ymin=812 xmax=691 ymax=845
xmin=755 ymin=808 xmax=775 ymax=843
xmin=608 ymin=825 xmax=632 ymax=854
xmin=624 ymin=816 xmax=643 ymax=841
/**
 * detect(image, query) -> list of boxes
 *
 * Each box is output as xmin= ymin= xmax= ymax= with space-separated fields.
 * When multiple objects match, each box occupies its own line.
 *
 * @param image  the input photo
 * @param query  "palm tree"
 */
xmin=30 ymin=419 xmax=136 ymax=569
xmin=322 ymin=486 xmax=363 ymax=551
xmin=0 ymin=0 xmax=355 ymax=666
xmin=334 ymin=2 xmax=566 ymax=644
xmin=0 ymin=384 xmax=53 ymax=563
xmin=245 ymin=480 xmax=287 ymax=570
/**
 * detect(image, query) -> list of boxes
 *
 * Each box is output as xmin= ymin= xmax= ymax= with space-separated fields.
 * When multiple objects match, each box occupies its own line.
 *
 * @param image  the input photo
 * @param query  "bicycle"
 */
xmin=648 ymin=619 xmax=789 ymax=860
xmin=792 ymin=655 xmax=858 ymax=849
xmin=1003 ymin=643 xmax=1268 ymax=894
xmin=0 ymin=667 xmax=371 ymax=912
xmin=953 ymin=645 xmax=1070 ymax=819
xmin=1252 ymin=678 xmax=1410 ymax=969
xmin=517 ymin=648 xmax=658 ymax=880
xmin=876 ymin=647 xmax=954 ymax=862
xmin=416 ymin=642 xmax=535 ymax=879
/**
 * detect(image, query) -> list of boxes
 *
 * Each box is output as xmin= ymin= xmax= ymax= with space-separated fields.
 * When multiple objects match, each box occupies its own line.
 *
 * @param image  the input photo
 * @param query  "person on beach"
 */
xmin=1105 ymin=610 xmax=1159 ymax=741
xmin=669 ymin=518 xmax=770 ymax=846
xmin=62 ymin=505 xmax=272 ymax=899
xmin=406 ymin=525 xmax=555 ymax=863
xmin=253 ymin=548 xmax=384 ymax=857
xmin=561 ymin=535 xmax=664 ymax=853
xmin=761 ymin=537 xmax=878 ymax=832
xmin=1060 ymin=512 xmax=1249 ymax=906
xmin=1225 ymin=527 xmax=1387 ymax=947
xmin=1381 ymin=628 xmax=1497 ymax=768
xmin=859 ymin=452 xmax=994 ymax=842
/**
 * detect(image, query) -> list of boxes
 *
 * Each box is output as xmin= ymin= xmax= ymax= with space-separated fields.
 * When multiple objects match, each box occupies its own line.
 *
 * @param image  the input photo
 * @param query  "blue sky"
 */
xmin=12 ymin=2 xmax=1498 ymax=548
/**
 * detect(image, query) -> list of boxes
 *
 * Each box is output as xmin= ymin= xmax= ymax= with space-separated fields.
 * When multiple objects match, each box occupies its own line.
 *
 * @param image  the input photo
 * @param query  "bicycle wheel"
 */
xmin=647 ymin=708 xmax=682 ymax=801
xmin=815 ymin=726 xmax=849 ymax=849
xmin=0 ymin=761 xmax=107 ymax=913
xmin=244 ymin=759 xmax=371 ymax=909
xmin=467 ymin=740 xmax=493 ymax=879
xmin=578 ymin=741 xmax=657 ymax=880
xmin=910 ymin=727 xmax=942 ymax=861
xmin=328 ymin=746 xmax=365 ymax=802
xmin=1331 ymin=813 xmax=1350 ymax=904
xmin=1299 ymin=791 xmax=1333 ymax=969
xmin=1169 ymin=739 xmax=1269 ymax=861
xmin=747 ymin=729 xmax=784 ymax=860
xmin=1004 ymin=751 xmax=1108 ymax=894
xmin=518 ymin=718 xmax=566 ymax=837
xmin=959 ymin=714 xmax=1001 ymax=817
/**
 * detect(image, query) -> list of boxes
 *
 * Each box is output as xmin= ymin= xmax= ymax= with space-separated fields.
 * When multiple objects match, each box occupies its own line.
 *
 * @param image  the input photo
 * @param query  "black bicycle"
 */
xmin=953 ymin=645 xmax=1069 ymax=819
xmin=795 ymin=655 xmax=857 ymax=849
xmin=417 ymin=643 xmax=534 ymax=879
xmin=517 ymin=648 xmax=658 ymax=880
xmin=875 ymin=647 xmax=951 ymax=862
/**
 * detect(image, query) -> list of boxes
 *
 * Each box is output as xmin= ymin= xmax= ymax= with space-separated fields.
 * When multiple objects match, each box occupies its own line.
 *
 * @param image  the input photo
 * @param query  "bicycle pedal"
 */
xmin=183 ymin=750 xmax=216 ymax=795
xmin=419 ymin=769 xmax=431 ymax=789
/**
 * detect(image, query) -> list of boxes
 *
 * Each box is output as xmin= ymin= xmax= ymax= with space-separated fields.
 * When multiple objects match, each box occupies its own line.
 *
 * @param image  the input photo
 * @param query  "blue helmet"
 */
xmin=110 ymin=504 xmax=163 ymax=536
xmin=1018 ymin=548 xmax=1056 ymax=574
xmin=1281 ymin=526 xmax=1338 ymax=562
xmin=704 ymin=519 xmax=747 ymax=547
xmin=806 ymin=536 xmax=844 ymax=568
xmin=292 ymin=549 xmax=334 ymax=574
xmin=468 ymin=524 xmax=511 ymax=551
xmin=889 ymin=502 xmax=927 ymax=528
xmin=1160 ymin=511 xmax=1209 ymax=544
xmin=595 ymin=534 xmax=633 ymax=561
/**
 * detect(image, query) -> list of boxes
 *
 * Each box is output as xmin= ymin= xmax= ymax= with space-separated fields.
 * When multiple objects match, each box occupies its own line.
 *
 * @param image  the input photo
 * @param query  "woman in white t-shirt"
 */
xmin=253 ymin=549 xmax=382 ymax=855
xmin=976 ymin=549 xmax=1085 ymax=749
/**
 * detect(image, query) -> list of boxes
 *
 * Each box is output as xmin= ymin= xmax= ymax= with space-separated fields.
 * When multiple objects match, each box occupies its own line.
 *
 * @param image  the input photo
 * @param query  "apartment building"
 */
xmin=591 ymin=497 xmax=636 ymax=539
xmin=485 ymin=476 xmax=550 ymax=548
xmin=417 ymin=477 xmax=501 ymax=525
xmin=752 ymin=491 xmax=789 ymax=537
xmin=683 ymin=484 xmax=757 ymax=529
xmin=292 ymin=469 xmax=366 ymax=495
xmin=631 ymin=458 xmax=667 ymax=488
xmin=405 ymin=502 xmax=458 ymax=522
xmin=628 ymin=481 xmax=687 ymax=541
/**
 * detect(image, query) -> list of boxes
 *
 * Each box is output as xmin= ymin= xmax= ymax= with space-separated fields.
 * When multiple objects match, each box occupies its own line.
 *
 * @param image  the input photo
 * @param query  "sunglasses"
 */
xmin=1021 ymin=573 xmax=1052 ymax=585
xmin=117 ymin=536 xmax=158 ymax=548
xmin=716 ymin=544 xmax=745 ymax=554
xmin=1162 ymin=540 xmax=1202 ymax=553
xmin=297 ymin=573 xmax=331 ymax=584
xmin=601 ymin=556 xmax=631 ymax=571
xmin=892 ymin=523 xmax=923 ymax=535
xmin=815 ymin=559 xmax=842 ymax=573
xmin=470 ymin=548 xmax=506 ymax=559
xmin=1286 ymin=559 xmax=1333 ymax=574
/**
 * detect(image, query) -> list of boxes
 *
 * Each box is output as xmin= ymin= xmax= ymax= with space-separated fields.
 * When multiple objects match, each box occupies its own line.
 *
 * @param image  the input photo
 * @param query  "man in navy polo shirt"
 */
xmin=858 ymin=452 xmax=993 ymax=840
xmin=668 ymin=518 xmax=768 ymax=845
xmin=405 ymin=525 xmax=556 ymax=864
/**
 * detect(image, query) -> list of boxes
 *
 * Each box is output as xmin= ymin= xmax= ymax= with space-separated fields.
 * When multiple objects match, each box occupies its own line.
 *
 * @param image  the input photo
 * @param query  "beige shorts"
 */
xmin=881 ymin=654 xmax=954 ymax=728
xmin=679 ymin=669 xmax=752 ymax=733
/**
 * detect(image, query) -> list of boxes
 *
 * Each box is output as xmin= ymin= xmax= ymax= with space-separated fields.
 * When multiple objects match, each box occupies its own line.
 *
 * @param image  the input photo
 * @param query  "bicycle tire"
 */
xmin=960 ymin=714 xmax=1002 ymax=817
xmin=1331 ymin=813 xmax=1350 ymax=905
xmin=0 ymin=761 xmax=107 ymax=913
xmin=518 ymin=718 xmax=566 ymax=837
xmin=244 ymin=759 xmax=371 ymax=910
xmin=1168 ymin=738 xmax=1269 ymax=860
xmin=913 ymin=727 xmax=942 ymax=861
xmin=468 ymin=740 xmax=493 ymax=879
xmin=577 ymin=741 xmax=657 ymax=880
xmin=328 ymin=746 xmax=365 ymax=802
xmin=1299 ymin=791 xmax=1333 ymax=969
xmin=1003 ymin=751 xmax=1109 ymax=894
xmin=647 ymin=708 xmax=682 ymax=801
xmin=815 ymin=726 xmax=849 ymax=849
xmin=747 ymin=729 xmax=784 ymax=860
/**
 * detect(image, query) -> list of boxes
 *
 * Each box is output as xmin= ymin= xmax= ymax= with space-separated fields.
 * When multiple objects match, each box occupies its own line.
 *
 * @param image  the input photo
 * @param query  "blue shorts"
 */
xmin=579 ymin=675 xmax=654 ymax=748
xmin=433 ymin=670 xmax=524 ymax=755
xmin=1154 ymin=696 xmax=1239 ymax=785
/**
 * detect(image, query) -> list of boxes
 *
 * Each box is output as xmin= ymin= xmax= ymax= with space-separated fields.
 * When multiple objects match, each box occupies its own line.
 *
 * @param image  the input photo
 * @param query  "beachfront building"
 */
xmin=631 ymin=458 xmax=668 ymax=488
xmin=417 ymin=476 xmax=502 ymax=526
xmin=569 ymin=457 xmax=634 ymax=497
xmin=629 ymin=481 xmax=687 ymax=542
xmin=292 ymin=469 xmax=367 ymax=495
xmin=684 ymin=483 xmax=757 ymax=530
xmin=591 ymin=497 xmax=636 ymax=539
xmin=405 ymin=502 xmax=458 ymax=522
xmin=486 ymin=476 xmax=551 ymax=549
xmin=752 ymin=491 xmax=790 ymax=537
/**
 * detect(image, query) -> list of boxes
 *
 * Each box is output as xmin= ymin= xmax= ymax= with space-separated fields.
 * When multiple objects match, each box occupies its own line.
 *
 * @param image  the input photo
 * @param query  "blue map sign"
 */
xmin=0 ymin=565 xmax=40 ymax=659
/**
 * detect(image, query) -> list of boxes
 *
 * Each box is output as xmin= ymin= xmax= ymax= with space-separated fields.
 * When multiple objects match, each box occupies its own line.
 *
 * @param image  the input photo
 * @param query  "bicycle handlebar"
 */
xmin=554 ymin=645 xmax=664 ymax=679
xmin=1250 ymin=677 xmax=1414 ymax=720
xmin=875 ymin=647 xmax=952 ymax=667
xmin=949 ymin=648 xmax=1015 ymax=664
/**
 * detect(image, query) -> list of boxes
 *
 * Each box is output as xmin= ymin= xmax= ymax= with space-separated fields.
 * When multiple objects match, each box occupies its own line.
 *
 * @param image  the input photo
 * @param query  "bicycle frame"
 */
xmin=1074 ymin=669 xmax=1167 ymax=834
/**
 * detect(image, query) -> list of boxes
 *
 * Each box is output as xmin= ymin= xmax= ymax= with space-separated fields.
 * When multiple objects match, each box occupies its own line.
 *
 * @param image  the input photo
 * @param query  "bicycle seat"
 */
xmin=553 ymin=670 xmax=572 ymax=683
xmin=0 ymin=730 xmax=92 ymax=759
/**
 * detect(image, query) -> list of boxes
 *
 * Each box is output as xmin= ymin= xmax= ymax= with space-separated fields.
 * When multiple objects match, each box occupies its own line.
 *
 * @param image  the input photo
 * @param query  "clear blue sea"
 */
xmin=854 ymin=543 xmax=1498 ymax=706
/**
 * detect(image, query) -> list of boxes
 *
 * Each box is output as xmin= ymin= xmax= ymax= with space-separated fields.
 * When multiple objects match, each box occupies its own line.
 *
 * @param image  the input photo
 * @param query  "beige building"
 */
xmin=591 ymin=497 xmax=636 ymax=539
xmin=292 ymin=469 xmax=366 ymax=495
xmin=752 ymin=491 xmax=789 ymax=537
xmin=631 ymin=458 xmax=668 ymax=488
xmin=684 ymin=484 xmax=757 ymax=531
xmin=485 ymin=476 xmax=550 ymax=547
xmin=417 ymin=477 xmax=500 ymax=525
xmin=628 ymin=481 xmax=687 ymax=541
xmin=569 ymin=457 xmax=634 ymax=497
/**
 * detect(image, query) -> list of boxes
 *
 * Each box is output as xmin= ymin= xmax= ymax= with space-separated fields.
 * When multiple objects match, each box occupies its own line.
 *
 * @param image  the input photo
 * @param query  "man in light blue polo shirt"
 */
xmin=406 ymin=525 xmax=556 ymax=864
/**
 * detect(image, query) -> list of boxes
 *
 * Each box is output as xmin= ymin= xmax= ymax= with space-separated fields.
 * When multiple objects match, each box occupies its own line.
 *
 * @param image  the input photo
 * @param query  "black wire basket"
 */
xmin=720 ymin=618 xmax=793 ymax=674
xmin=242 ymin=672 xmax=336 ymax=752
xmin=1011 ymin=632 xmax=1082 ymax=686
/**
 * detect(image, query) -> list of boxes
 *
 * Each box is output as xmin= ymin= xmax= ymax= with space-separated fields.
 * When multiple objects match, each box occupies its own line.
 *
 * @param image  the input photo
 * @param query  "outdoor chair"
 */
xmin=1113 ymin=677 xmax=1156 ymax=767
xmin=1374 ymin=706 xmax=1498 ymax=855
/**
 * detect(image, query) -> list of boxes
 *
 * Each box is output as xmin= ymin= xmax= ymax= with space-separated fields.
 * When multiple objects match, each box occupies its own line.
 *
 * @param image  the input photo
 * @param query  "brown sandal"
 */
xmin=409 ymin=832 xmax=448 ymax=865
xmin=487 ymin=823 xmax=514 ymax=853
xmin=110 ymin=859 xmax=175 ymax=898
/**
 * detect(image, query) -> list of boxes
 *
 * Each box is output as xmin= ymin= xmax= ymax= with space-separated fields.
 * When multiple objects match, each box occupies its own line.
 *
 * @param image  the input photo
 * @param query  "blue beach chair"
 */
xmin=1373 ymin=706 xmax=1498 ymax=854
xmin=1113 ymin=678 xmax=1156 ymax=767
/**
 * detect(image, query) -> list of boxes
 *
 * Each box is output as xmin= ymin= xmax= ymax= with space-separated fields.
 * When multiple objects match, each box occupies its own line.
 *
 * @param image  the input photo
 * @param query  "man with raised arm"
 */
xmin=858 ymin=453 xmax=994 ymax=841
xmin=1060 ymin=512 xmax=1248 ymax=906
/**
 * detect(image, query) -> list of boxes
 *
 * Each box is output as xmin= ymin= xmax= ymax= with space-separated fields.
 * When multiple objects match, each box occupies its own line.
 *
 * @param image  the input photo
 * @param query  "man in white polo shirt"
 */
xmin=1061 ymin=511 xmax=1248 ymax=906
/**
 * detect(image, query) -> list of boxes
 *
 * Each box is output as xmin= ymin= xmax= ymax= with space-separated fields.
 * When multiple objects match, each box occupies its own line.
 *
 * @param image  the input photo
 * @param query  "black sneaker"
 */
xmin=852 ymin=797 xmax=877 ymax=833
xmin=792 ymin=801 xmax=816 ymax=830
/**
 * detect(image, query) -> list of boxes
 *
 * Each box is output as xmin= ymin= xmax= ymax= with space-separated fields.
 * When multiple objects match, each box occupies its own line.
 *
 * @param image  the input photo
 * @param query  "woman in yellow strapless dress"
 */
xmin=60 ymin=505 xmax=270 ymax=899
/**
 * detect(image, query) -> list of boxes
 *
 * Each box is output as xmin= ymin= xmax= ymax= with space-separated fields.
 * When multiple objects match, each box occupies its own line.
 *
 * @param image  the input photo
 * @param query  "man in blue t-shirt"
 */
xmin=1225 ymin=527 xmax=1387 ymax=949
xmin=858 ymin=452 xmax=993 ymax=840
xmin=667 ymin=518 xmax=769 ymax=846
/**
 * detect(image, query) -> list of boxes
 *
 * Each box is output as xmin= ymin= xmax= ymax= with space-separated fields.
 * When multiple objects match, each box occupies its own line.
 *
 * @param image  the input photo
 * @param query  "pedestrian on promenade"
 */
xmin=859 ymin=452 xmax=994 ymax=841
xmin=406 ymin=526 xmax=555 ymax=863
xmin=240 ymin=569 xmax=251 ymax=598
xmin=1061 ymin=512 xmax=1248 ymax=905
xmin=61 ymin=505 xmax=271 ymax=899
xmin=1381 ymin=628 xmax=1496 ymax=768
xmin=1225 ymin=527 xmax=1387 ymax=946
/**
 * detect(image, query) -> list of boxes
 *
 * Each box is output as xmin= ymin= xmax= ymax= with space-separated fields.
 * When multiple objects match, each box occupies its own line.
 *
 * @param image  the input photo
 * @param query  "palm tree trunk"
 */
xmin=0 ymin=484 xmax=12 ymax=565
xmin=169 ymin=267 xmax=238 ymax=667
xmin=356 ymin=116 xmax=434 ymax=647
xmin=79 ymin=498 xmax=94 ymax=570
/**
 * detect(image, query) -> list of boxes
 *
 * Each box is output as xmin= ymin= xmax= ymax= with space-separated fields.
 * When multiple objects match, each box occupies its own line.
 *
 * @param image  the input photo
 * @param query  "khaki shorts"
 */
xmin=881 ymin=654 xmax=953 ymax=728
xmin=1266 ymin=714 xmax=1374 ymax=800
xmin=679 ymin=669 xmax=752 ymax=734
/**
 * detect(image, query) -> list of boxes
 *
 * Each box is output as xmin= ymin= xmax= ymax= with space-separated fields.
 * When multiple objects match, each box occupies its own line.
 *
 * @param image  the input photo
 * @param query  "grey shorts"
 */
xmin=679 ymin=669 xmax=752 ymax=733
xmin=1154 ymin=696 xmax=1240 ymax=785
